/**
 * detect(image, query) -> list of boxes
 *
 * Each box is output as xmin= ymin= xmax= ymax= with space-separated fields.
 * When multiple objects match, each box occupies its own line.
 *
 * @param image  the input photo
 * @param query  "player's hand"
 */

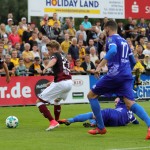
xmin=43 ymin=68 xmax=47 ymax=74
xmin=94 ymin=70 xmax=100 ymax=79
xmin=46 ymin=82 xmax=52 ymax=87
xmin=6 ymin=76 xmax=10 ymax=83
xmin=37 ymin=69 xmax=42 ymax=74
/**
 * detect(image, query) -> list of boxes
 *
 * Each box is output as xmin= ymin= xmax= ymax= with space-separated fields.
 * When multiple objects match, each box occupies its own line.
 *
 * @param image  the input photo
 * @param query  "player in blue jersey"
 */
xmin=87 ymin=20 xmax=150 ymax=140
xmin=58 ymin=97 xmax=139 ymax=127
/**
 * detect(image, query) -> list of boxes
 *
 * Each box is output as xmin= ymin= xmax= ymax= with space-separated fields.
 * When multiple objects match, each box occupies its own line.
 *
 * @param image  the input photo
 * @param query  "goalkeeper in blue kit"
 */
xmin=58 ymin=98 xmax=139 ymax=127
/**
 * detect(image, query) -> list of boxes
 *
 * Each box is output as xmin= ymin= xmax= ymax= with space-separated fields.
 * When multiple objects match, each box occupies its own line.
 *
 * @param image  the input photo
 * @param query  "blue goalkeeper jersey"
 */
xmin=106 ymin=34 xmax=133 ymax=79
xmin=101 ymin=100 xmax=136 ymax=126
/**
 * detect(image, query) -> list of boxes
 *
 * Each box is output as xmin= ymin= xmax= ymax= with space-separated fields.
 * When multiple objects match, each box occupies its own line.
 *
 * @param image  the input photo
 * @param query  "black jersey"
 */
xmin=50 ymin=52 xmax=71 ymax=82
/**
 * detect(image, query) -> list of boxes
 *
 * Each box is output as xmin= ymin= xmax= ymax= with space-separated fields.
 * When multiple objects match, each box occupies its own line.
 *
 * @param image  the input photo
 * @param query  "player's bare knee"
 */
xmin=123 ymin=97 xmax=135 ymax=110
xmin=36 ymin=99 xmax=41 ymax=103
xmin=87 ymin=90 xmax=97 ymax=99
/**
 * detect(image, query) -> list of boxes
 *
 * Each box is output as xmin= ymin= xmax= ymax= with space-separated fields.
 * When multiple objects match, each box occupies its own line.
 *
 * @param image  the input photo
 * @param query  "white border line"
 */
xmin=110 ymin=147 xmax=150 ymax=150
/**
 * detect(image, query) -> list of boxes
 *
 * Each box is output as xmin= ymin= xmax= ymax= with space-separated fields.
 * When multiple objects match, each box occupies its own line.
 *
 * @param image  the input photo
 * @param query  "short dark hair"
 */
xmin=104 ymin=20 xmax=118 ymax=31
xmin=19 ymin=57 xmax=24 ymax=61
xmin=84 ymin=16 xmax=88 ymax=19
xmin=32 ymin=42 xmax=38 ymax=46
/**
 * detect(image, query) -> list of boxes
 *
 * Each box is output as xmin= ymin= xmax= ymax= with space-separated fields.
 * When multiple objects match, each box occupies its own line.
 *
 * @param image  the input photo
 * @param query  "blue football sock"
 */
xmin=89 ymin=98 xmax=105 ymax=129
xmin=131 ymin=103 xmax=150 ymax=127
xmin=89 ymin=119 xmax=96 ymax=125
xmin=68 ymin=112 xmax=93 ymax=123
xmin=67 ymin=118 xmax=74 ymax=123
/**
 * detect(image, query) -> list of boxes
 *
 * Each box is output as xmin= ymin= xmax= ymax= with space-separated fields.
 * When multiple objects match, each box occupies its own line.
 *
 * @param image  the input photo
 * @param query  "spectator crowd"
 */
xmin=0 ymin=13 xmax=150 ymax=79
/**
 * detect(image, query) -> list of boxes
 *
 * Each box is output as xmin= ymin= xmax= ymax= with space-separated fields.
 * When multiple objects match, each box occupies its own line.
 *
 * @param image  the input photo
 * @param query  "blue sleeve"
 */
xmin=129 ymin=54 xmax=136 ymax=70
xmin=104 ymin=44 xmax=117 ymax=60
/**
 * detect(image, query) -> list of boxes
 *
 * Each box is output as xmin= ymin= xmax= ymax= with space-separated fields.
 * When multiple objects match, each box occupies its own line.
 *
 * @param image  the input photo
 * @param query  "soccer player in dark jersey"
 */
xmin=58 ymin=97 xmax=139 ymax=127
xmin=0 ymin=41 xmax=10 ymax=83
xmin=36 ymin=40 xmax=73 ymax=131
xmin=87 ymin=20 xmax=150 ymax=140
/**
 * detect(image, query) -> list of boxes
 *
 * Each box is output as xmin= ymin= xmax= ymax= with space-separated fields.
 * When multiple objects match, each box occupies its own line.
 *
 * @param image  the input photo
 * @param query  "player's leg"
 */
xmin=36 ymin=83 xmax=60 ymax=131
xmin=54 ymin=100 xmax=61 ymax=121
xmin=88 ymin=119 xmax=97 ymax=127
xmin=36 ymin=99 xmax=54 ymax=122
xmin=87 ymin=90 xmax=106 ymax=135
xmin=71 ymin=112 xmax=93 ymax=122
xmin=124 ymin=98 xmax=150 ymax=140
xmin=53 ymin=79 xmax=73 ymax=124
xmin=59 ymin=112 xmax=94 ymax=125
xmin=36 ymin=98 xmax=59 ymax=131
xmin=120 ymin=78 xmax=150 ymax=140
xmin=68 ymin=112 xmax=94 ymax=124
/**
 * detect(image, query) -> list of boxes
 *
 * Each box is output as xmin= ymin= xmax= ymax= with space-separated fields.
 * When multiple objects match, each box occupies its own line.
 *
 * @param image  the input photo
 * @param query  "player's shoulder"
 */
xmin=113 ymin=34 xmax=124 ymax=41
xmin=51 ymin=52 xmax=59 ymax=59
xmin=53 ymin=52 xmax=60 ymax=56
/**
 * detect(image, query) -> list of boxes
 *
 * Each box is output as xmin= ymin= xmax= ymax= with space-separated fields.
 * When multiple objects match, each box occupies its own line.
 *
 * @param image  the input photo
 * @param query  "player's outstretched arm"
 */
xmin=43 ymin=58 xmax=57 ymax=73
xmin=104 ymin=44 xmax=117 ymax=61
xmin=3 ymin=62 xmax=10 ymax=83
xmin=95 ymin=59 xmax=108 ymax=78
xmin=94 ymin=44 xmax=117 ymax=78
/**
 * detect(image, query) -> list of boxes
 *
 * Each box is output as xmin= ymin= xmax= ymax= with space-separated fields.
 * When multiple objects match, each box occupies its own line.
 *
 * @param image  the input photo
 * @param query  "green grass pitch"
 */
xmin=0 ymin=101 xmax=150 ymax=150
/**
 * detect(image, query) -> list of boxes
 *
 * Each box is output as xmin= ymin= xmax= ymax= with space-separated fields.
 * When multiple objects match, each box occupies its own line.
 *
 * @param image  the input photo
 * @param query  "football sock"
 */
xmin=68 ymin=112 xmax=93 ymax=123
xmin=131 ymin=103 xmax=150 ymax=127
xmin=36 ymin=102 xmax=54 ymax=121
xmin=54 ymin=105 xmax=61 ymax=121
xmin=89 ymin=119 xmax=96 ymax=125
xmin=89 ymin=98 xmax=105 ymax=129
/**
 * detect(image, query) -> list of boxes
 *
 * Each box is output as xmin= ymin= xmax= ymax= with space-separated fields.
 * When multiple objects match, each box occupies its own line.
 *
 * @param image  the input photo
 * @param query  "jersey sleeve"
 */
xmin=50 ymin=53 xmax=58 ymax=61
xmin=105 ymin=36 xmax=117 ymax=60
xmin=106 ymin=36 xmax=117 ymax=50
xmin=104 ymin=44 xmax=117 ymax=60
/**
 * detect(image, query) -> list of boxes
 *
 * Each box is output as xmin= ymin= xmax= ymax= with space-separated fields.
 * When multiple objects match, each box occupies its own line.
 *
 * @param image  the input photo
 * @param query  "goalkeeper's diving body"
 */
xmin=58 ymin=97 xmax=139 ymax=127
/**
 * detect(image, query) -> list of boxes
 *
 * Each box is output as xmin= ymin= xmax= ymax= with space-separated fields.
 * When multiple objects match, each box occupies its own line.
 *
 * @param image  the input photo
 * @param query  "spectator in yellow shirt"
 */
xmin=29 ymin=57 xmax=44 ymax=76
xmin=17 ymin=22 xmax=24 ymax=38
xmin=48 ymin=13 xmax=61 ymax=28
xmin=10 ymin=49 xmax=19 ymax=67
xmin=78 ymin=40 xmax=86 ymax=63
xmin=73 ymin=59 xmax=85 ymax=74
xmin=133 ymin=55 xmax=145 ymax=85
xmin=67 ymin=22 xmax=76 ymax=40
xmin=22 ymin=43 xmax=34 ymax=69
xmin=60 ymin=33 xmax=71 ymax=54
xmin=40 ymin=14 xmax=49 ymax=27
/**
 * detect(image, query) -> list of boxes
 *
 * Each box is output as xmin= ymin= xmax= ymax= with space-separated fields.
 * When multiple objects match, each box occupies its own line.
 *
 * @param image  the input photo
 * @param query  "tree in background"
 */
xmin=0 ymin=0 xmax=27 ymax=24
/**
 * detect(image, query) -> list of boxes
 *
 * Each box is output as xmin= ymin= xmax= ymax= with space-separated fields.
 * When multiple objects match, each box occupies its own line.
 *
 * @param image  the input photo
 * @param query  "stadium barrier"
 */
xmin=0 ymin=74 xmax=149 ymax=106
xmin=0 ymin=75 xmax=89 ymax=106
xmin=90 ymin=74 xmax=150 ymax=101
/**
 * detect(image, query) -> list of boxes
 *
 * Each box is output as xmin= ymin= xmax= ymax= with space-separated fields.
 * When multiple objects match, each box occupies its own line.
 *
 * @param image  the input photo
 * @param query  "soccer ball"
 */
xmin=6 ymin=116 xmax=19 ymax=128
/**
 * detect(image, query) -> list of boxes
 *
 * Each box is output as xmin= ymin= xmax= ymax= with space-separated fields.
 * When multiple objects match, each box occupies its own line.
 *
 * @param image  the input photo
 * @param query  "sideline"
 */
xmin=110 ymin=146 xmax=150 ymax=150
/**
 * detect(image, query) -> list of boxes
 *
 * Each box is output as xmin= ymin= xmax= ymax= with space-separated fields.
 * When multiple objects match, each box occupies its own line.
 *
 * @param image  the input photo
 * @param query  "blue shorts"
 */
xmin=91 ymin=75 xmax=134 ymax=100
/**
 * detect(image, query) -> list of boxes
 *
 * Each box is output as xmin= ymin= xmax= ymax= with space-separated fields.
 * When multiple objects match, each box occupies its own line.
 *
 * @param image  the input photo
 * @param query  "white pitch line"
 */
xmin=110 ymin=146 xmax=150 ymax=150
